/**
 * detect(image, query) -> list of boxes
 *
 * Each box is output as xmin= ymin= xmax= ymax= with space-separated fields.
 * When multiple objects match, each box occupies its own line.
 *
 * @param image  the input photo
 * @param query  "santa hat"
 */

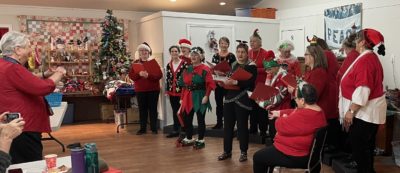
xmin=137 ymin=42 xmax=152 ymax=55
xmin=363 ymin=28 xmax=384 ymax=48
xmin=178 ymin=39 xmax=192 ymax=49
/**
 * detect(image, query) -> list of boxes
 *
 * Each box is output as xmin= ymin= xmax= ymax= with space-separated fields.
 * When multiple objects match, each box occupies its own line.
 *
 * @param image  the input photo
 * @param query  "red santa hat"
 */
xmin=178 ymin=38 xmax=192 ymax=49
xmin=362 ymin=28 xmax=385 ymax=56
xmin=137 ymin=42 xmax=152 ymax=55
xmin=363 ymin=28 xmax=384 ymax=48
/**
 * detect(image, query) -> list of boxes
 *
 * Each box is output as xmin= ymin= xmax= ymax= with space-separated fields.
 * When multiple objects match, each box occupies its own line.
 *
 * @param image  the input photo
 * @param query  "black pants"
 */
xmin=169 ymin=96 xmax=181 ymax=132
xmin=223 ymin=102 xmax=250 ymax=153
xmin=326 ymin=118 xmax=341 ymax=149
xmin=183 ymin=109 xmax=206 ymax=140
xmin=268 ymin=118 xmax=276 ymax=139
xmin=349 ymin=118 xmax=379 ymax=173
xmin=136 ymin=91 xmax=160 ymax=132
xmin=214 ymin=85 xmax=226 ymax=125
xmin=253 ymin=146 xmax=311 ymax=173
xmin=249 ymin=103 xmax=267 ymax=135
xmin=10 ymin=132 xmax=43 ymax=164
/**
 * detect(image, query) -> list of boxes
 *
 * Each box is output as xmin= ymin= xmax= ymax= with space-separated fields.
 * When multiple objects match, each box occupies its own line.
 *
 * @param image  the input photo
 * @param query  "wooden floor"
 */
xmin=42 ymin=123 xmax=400 ymax=173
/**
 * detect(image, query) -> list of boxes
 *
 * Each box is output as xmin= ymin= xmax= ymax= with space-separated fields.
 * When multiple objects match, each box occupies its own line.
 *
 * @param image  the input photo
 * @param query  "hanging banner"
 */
xmin=324 ymin=3 xmax=362 ymax=49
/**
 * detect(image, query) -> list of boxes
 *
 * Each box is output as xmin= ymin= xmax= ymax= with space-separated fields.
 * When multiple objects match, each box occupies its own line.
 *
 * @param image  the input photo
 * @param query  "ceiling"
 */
xmin=0 ymin=0 xmax=263 ymax=15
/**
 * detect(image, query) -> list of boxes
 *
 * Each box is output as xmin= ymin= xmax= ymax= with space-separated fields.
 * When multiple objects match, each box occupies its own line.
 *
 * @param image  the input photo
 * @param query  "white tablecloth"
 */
xmin=7 ymin=156 xmax=71 ymax=173
xmin=50 ymin=102 xmax=68 ymax=131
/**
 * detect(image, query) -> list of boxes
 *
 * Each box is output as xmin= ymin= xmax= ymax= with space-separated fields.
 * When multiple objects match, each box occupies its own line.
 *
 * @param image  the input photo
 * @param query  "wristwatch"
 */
xmin=348 ymin=109 xmax=356 ymax=114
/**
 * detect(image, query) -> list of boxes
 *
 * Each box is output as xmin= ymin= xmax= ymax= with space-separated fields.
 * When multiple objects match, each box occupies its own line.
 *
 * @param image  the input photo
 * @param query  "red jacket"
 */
xmin=337 ymin=49 xmax=359 ymax=82
xmin=248 ymin=48 xmax=275 ymax=84
xmin=323 ymin=50 xmax=339 ymax=119
xmin=274 ymin=108 xmax=327 ymax=156
xmin=0 ymin=58 xmax=55 ymax=133
xmin=129 ymin=59 xmax=162 ymax=92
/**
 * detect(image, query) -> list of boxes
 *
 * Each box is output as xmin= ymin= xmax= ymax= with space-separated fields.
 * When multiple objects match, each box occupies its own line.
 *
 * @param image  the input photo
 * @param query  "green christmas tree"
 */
xmin=96 ymin=9 xmax=130 ymax=82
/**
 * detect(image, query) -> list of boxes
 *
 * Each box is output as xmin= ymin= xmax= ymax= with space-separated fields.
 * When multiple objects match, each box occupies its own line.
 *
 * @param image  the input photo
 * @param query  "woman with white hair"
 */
xmin=0 ymin=31 xmax=65 ymax=164
xmin=129 ymin=42 xmax=162 ymax=135
xmin=276 ymin=40 xmax=301 ymax=77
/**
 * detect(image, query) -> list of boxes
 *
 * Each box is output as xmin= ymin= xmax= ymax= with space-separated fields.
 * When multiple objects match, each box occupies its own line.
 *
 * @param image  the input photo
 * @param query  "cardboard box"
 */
xmin=251 ymin=8 xmax=276 ymax=19
xmin=100 ymin=104 xmax=114 ymax=121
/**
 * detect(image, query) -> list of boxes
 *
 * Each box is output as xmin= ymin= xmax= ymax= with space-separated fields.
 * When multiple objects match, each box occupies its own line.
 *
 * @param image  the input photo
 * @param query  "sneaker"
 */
xmin=239 ymin=152 xmax=247 ymax=162
xmin=193 ymin=139 xmax=205 ymax=149
xmin=182 ymin=138 xmax=194 ymax=146
xmin=136 ymin=129 xmax=146 ymax=135
xmin=218 ymin=152 xmax=232 ymax=161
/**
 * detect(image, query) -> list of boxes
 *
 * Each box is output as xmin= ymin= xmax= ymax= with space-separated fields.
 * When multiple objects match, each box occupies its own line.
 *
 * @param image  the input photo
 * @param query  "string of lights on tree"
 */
xmin=96 ymin=9 xmax=131 ymax=83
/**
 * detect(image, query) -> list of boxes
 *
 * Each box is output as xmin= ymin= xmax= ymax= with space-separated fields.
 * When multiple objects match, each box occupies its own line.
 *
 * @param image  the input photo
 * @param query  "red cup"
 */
xmin=44 ymin=154 xmax=57 ymax=169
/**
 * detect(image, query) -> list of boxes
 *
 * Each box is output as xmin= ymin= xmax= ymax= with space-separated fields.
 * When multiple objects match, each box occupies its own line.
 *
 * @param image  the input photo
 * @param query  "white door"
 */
xmin=187 ymin=23 xmax=235 ymax=63
xmin=281 ymin=27 xmax=305 ymax=57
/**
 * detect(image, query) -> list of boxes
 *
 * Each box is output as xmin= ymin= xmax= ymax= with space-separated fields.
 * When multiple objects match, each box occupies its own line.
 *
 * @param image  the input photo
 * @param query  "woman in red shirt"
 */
xmin=129 ymin=42 xmax=162 ymax=135
xmin=0 ymin=31 xmax=65 ymax=164
xmin=337 ymin=33 xmax=359 ymax=82
xmin=253 ymin=83 xmax=327 ymax=173
xmin=165 ymin=45 xmax=187 ymax=138
xmin=248 ymin=29 xmax=275 ymax=136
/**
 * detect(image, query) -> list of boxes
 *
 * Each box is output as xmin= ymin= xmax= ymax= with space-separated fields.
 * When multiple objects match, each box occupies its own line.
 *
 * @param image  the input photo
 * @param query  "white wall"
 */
xmin=257 ymin=0 xmax=400 ymax=89
xmin=0 ymin=4 xmax=151 ymax=51
xmin=138 ymin=11 xmax=280 ymax=127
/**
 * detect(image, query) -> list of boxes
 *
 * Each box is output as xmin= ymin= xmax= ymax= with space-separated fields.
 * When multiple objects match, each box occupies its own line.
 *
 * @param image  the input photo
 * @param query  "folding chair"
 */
xmin=279 ymin=126 xmax=328 ymax=173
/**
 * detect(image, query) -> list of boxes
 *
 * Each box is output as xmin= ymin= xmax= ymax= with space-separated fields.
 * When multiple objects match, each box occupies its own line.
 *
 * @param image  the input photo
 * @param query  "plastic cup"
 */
xmin=44 ymin=154 xmax=57 ymax=169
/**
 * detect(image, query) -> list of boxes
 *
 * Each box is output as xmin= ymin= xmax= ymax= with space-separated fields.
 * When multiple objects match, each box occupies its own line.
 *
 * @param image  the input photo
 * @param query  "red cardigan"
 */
xmin=129 ymin=59 xmax=162 ymax=92
xmin=274 ymin=108 xmax=327 ymax=156
xmin=341 ymin=51 xmax=384 ymax=100
xmin=0 ymin=59 xmax=55 ymax=133
xmin=248 ymin=48 xmax=275 ymax=84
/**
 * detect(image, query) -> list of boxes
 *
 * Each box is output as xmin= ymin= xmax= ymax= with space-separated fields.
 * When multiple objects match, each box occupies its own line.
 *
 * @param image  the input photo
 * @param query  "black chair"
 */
xmin=279 ymin=126 xmax=328 ymax=173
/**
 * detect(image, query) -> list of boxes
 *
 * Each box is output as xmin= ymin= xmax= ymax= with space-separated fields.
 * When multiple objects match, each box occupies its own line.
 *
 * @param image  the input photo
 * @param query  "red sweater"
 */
xmin=304 ymin=67 xmax=337 ymax=119
xmin=337 ymin=49 xmax=359 ymax=82
xmin=248 ymin=48 xmax=275 ymax=84
xmin=129 ymin=59 xmax=162 ymax=92
xmin=274 ymin=108 xmax=327 ymax=156
xmin=0 ymin=59 xmax=55 ymax=133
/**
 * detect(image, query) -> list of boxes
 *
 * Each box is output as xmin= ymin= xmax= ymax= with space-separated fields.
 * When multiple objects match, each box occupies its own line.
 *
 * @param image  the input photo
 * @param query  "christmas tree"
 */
xmin=96 ymin=9 xmax=130 ymax=82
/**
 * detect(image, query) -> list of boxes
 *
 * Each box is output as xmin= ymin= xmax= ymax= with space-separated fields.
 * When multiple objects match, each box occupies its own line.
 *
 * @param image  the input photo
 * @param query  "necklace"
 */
xmin=252 ymin=49 xmax=261 ymax=62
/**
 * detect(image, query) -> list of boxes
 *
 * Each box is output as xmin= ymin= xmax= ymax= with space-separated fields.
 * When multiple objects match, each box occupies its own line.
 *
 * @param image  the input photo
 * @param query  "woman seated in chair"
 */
xmin=253 ymin=83 xmax=327 ymax=173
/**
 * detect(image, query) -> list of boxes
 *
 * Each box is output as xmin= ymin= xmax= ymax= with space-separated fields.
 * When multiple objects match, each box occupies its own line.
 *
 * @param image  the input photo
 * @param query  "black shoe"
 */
xmin=239 ymin=152 xmax=247 ymax=162
xmin=166 ymin=132 xmax=179 ymax=138
xmin=152 ymin=130 xmax=158 ymax=134
xmin=212 ymin=123 xmax=223 ymax=129
xmin=218 ymin=152 xmax=232 ymax=161
xmin=136 ymin=130 xmax=146 ymax=135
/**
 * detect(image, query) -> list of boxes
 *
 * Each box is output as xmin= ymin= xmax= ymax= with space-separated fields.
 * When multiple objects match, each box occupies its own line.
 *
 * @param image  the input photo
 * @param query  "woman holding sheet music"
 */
xmin=255 ymin=60 xmax=292 ymax=139
xmin=129 ymin=42 xmax=162 ymax=135
xmin=217 ymin=41 xmax=257 ymax=162
xmin=210 ymin=37 xmax=236 ymax=129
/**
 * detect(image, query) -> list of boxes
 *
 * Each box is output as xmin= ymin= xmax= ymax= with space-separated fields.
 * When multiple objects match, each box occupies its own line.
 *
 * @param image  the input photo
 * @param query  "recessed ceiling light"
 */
xmin=220 ymin=2 xmax=226 ymax=6
xmin=170 ymin=0 xmax=176 ymax=2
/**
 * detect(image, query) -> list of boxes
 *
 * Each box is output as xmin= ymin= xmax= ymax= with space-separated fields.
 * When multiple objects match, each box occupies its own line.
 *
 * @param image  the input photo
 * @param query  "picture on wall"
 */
xmin=324 ymin=3 xmax=362 ymax=50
